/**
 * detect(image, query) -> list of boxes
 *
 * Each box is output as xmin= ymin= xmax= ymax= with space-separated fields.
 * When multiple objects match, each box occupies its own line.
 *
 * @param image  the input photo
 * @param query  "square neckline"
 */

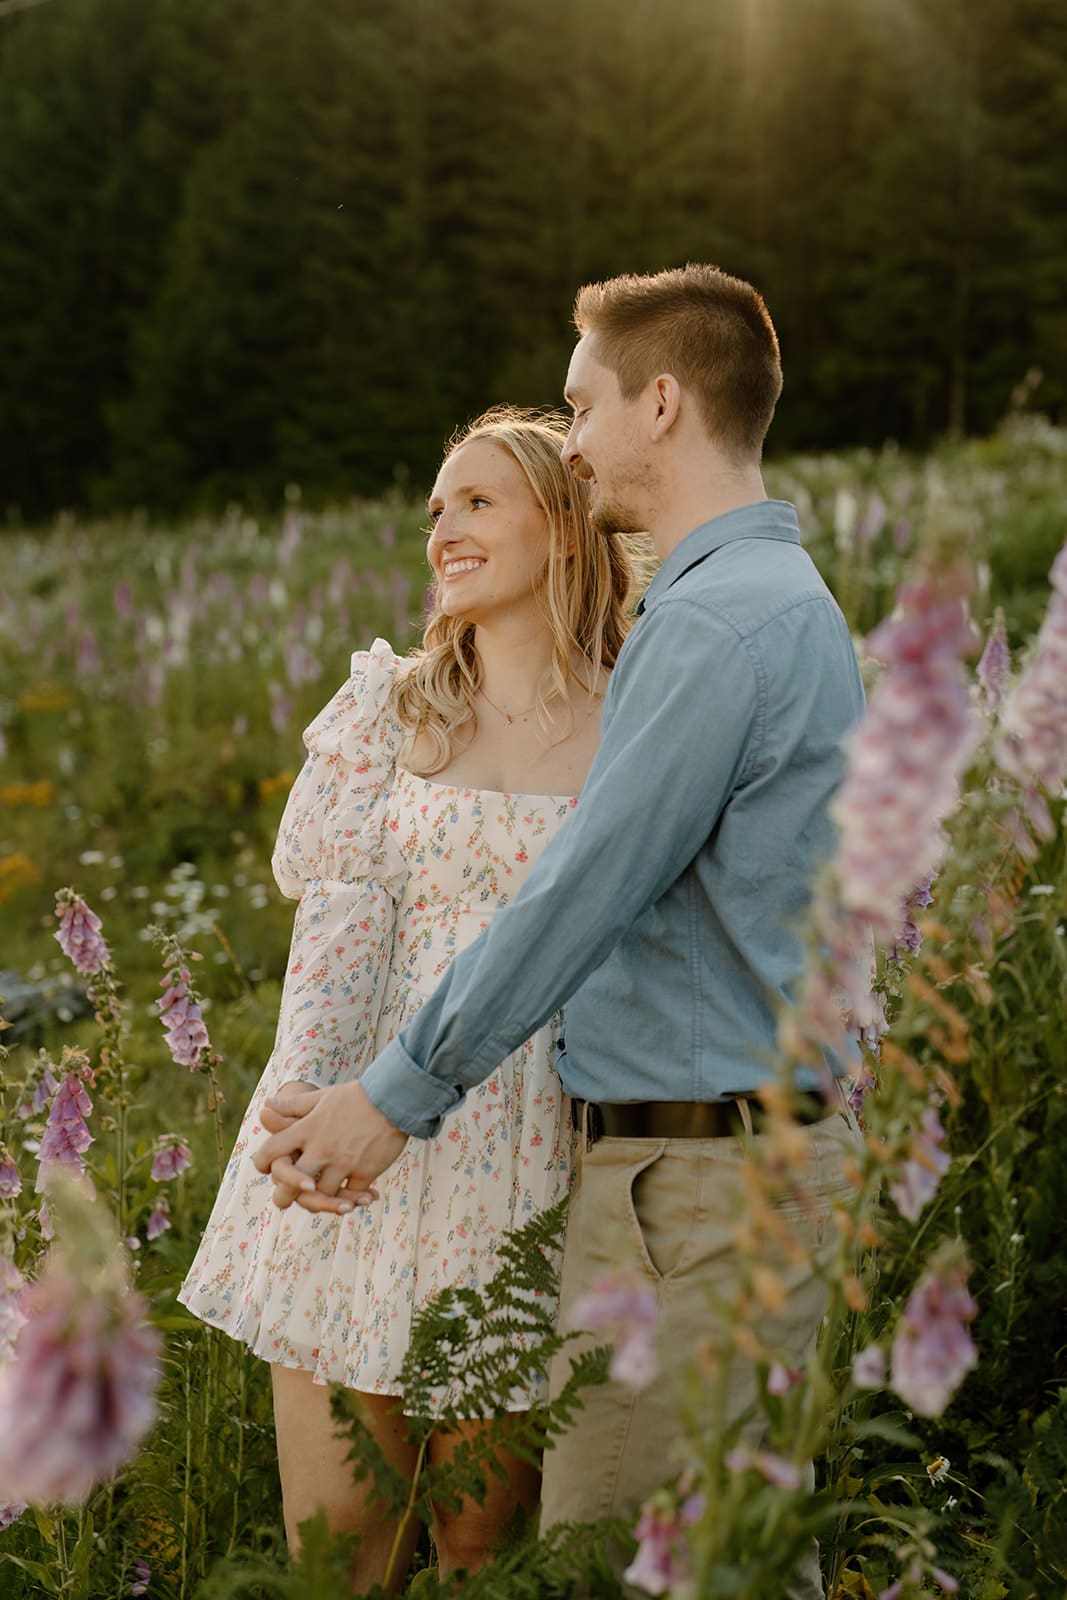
xmin=394 ymin=767 xmax=579 ymax=804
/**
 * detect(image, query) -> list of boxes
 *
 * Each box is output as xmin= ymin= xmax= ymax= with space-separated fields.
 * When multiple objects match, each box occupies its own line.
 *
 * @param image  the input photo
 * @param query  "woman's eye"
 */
xmin=428 ymin=508 xmax=442 ymax=523
xmin=471 ymin=496 xmax=490 ymax=509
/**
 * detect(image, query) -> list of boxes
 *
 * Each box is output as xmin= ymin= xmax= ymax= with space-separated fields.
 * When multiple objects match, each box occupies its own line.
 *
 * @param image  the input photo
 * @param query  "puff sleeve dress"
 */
xmin=178 ymin=640 xmax=576 ymax=1411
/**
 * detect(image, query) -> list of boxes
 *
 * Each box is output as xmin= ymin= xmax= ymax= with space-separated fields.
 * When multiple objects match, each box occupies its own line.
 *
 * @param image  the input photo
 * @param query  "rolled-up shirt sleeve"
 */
xmin=360 ymin=598 xmax=761 ymax=1137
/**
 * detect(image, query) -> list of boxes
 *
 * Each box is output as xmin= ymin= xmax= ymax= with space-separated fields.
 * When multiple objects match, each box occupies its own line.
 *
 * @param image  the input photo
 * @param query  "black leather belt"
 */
xmin=569 ymin=1093 xmax=832 ymax=1144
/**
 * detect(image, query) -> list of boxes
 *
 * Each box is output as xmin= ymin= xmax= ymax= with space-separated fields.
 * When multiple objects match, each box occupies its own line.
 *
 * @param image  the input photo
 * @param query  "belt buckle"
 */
xmin=570 ymin=1098 xmax=604 ymax=1148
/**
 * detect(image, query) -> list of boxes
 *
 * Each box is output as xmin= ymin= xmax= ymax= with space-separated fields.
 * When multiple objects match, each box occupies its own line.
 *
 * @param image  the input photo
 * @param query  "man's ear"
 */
xmin=650 ymin=374 xmax=681 ymax=440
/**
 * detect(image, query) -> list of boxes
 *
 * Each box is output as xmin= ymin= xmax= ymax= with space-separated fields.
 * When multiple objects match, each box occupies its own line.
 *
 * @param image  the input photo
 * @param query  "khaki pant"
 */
xmin=540 ymin=1109 xmax=862 ymax=1598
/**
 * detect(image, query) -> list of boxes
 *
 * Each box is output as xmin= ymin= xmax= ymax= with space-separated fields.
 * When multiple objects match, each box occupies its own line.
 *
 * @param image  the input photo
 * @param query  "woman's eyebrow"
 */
xmin=427 ymin=483 xmax=488 ymax=507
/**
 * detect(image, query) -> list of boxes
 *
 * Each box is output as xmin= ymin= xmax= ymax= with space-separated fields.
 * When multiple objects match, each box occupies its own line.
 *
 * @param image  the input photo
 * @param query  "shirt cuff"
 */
xmin=360 ymin=1037 xmax=462 ymax=1139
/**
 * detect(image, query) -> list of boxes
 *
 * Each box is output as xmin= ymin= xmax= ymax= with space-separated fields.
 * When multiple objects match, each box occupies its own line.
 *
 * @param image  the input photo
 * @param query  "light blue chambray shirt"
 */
xmin=360 ymin=500 xmax=866 ymax=1138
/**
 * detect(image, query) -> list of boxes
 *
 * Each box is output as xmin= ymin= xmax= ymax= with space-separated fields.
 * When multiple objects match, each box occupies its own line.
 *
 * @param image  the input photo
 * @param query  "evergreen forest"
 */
xmin=1 ymin=0 xmax=1065 ymax=518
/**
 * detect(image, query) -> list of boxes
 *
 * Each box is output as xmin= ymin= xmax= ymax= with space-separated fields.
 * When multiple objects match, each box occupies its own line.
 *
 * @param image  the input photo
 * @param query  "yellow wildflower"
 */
xmin=0 ymin=852 xmax=42 ymax=901
xmin=18 ymin=682 xmax=72 ymax=713
xmin=0 ymin=780 xmax=56 ymax=809
xmin=258 ymin=769 xmax=296 ymax=805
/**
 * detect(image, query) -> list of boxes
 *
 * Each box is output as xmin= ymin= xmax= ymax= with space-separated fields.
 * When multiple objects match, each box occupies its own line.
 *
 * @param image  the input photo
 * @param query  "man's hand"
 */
xmin=253 ymin=1080 xmax=408 ymax=1212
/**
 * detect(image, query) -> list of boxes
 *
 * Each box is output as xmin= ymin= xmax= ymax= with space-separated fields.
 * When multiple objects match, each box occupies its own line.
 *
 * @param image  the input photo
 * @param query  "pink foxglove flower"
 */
xmin=891 ymin=1259 xmax=978 ymax=1418
xmin=767 ymin=1362 xmax=801 ymax=1396
xmin=852 ymin=1344 xmax=887 ymax=1389
xmin=623 ymin=1482 xmax=704 ymax=1596
xmin=0 ymin=1500 xmax=26 ymax=1531
xmin=789 ymin=563 xmax=979 ymax=1058
xmin=146 ymin=1198 xmax=171 ymax=1241
xmin=157 ymin=971 xmax=211 ymax=1069
xmin=889 ymin=1106 xmax=951 ymax=1222
xmin=724 ymin=1446 xmax=802 ymax=1491
xmin=570 ymin=1272 xmax=659 ymax=1389
xmin=832 ymin=565 xmax=979 ymax=948
xmin=887 ymin=876 xmax=935 ymax=963
xmin=976 ymin=609 xmax=1010 ymax=712
xmin=0 ymin=1148 xmax=21 ymax=1198
xmin=35 ymin=1072 xmax=94 ymax=1189
xmin=847 ymin=1063 xmax=876 ymax=1119
xmin=127 ymin=1555 xmax=151 ymax=1596
xmin=0 ymin=1262 xmax=160 ymax=1505
xmin=996 ymin=542 xmax=1067 ymax=794
xmin=150 ymin=1137 xmax=192 ymax=1182
xmin=18 ymin=1063 xmax=59 ymax=1120
xmin=54 ymin=891 xmax=111 ymax=976
xmin=0 ymin=1258 xmax=26 ymax=1363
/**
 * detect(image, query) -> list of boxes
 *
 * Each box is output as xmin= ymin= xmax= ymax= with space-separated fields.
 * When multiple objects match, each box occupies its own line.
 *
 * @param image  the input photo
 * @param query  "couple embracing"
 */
xmin=179 ymin=263 xmax=866 ymax=1598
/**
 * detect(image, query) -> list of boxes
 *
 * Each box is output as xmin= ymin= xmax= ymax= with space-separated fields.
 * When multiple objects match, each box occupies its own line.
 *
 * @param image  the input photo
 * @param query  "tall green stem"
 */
xmin=382 ymin=1436 xmax=428 ymax=1593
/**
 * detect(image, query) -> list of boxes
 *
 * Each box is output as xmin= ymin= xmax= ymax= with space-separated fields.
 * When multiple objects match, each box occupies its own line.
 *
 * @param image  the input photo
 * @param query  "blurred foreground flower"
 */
xmin=0 ymin=1173 xmax=161 ymax=1506
xmin=976 ymin=608 xmax=1010 ymax=712
xmin=0 ymin=1257 xmax=26 ymax=1362
xmin=624 ymin=1478 xmax=705 ymax=1597
xmin=570 ymin=1272 xmax=659 ymax=1388
xmin=890 ymin=1253 xmax=978 ymax=1418
xmin=888 ymin=1106 xmax=951 ymax=1223
xmin=834 ymin=561 xmax=979 ymax=942
xmin=788 ymin=558 xmax=979 ymax=1056
xmin=725 ymin=1445 xmax=802 ymax=1490
xmin=852 ymin=1343 xmax=886 ymax=1389
xmin=996 ymin=540 xmax=1067 ymax=796
xmin=54 ymin=889 xmax=111 ymax=975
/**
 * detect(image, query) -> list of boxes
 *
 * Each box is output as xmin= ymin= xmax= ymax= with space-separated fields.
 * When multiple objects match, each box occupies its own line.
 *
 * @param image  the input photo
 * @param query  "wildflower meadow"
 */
xmin=1 ymin=414 xmax=1066 ymax=1599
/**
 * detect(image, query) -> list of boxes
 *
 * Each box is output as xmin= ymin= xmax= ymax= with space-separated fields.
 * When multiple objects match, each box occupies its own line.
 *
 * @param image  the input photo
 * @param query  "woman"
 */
xmin=178 ymin=408 xmax=636 ymax=1592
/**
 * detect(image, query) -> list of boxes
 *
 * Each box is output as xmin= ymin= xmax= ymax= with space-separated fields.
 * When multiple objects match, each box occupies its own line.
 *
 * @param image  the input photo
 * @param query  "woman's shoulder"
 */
xmin=303 ymin=637 xmax=408 ymax=759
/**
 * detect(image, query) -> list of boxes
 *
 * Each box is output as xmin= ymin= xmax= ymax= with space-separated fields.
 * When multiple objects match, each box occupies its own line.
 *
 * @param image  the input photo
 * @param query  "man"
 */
xmin=255 ymin=264 xmax=865 ymax=1596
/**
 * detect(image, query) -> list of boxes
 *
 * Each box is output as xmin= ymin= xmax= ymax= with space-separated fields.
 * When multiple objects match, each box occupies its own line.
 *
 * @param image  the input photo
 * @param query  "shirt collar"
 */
xmin=636 ymin=500 xmax=801 ymax=615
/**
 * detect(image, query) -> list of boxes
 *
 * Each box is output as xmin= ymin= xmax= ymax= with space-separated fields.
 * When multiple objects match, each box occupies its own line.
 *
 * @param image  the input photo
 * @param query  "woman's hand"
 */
xmin=254 ymin=1081 xmax=405 ymax=1211
xmin=261 ymin=1083 xmax=336 ymax=1208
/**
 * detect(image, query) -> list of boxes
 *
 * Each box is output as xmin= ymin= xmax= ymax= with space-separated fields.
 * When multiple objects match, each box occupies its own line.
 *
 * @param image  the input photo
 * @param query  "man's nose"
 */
xmin=560 ymin=421 xmax=581 ymax=469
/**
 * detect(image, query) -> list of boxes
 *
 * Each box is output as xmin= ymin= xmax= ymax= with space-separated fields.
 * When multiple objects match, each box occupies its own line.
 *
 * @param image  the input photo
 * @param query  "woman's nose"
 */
xmin=428 ymin=514 xmax=453 ymax=551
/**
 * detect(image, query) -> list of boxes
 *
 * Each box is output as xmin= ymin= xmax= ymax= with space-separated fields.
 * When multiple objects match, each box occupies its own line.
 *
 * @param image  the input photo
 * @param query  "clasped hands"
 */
xmin=252 ymin=1079 xmax=408 ymax=1212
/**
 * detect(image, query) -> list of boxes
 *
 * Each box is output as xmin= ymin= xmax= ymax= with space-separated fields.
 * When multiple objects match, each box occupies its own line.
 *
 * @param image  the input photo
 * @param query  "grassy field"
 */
xmin=1 ymin=414 xmax=1066 ymax=1598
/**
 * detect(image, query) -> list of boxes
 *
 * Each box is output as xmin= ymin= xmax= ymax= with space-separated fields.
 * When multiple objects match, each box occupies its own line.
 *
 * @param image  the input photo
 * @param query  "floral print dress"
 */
xmin=178 ymin=639 xmax=576 ymax=1411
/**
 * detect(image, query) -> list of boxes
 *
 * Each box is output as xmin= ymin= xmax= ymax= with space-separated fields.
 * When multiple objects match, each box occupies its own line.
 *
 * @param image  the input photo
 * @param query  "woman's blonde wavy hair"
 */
xmin=395 ymin=406 xmax=639 ymax=773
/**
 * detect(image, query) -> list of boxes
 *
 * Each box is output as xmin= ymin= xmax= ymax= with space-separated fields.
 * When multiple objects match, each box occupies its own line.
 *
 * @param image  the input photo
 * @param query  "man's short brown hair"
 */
xmin=573 ymin=264 xmax=783 ymax=462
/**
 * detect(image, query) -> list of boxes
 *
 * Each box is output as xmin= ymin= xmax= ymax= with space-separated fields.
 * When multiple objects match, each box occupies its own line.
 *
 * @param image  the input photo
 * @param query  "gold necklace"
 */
xmin=477 ymin=687 xmax=539 ymax=726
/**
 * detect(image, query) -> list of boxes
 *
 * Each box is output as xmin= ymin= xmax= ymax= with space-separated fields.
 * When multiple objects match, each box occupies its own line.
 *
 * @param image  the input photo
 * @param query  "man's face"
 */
xmin=561 ymin=335 xmax=658 ymax=536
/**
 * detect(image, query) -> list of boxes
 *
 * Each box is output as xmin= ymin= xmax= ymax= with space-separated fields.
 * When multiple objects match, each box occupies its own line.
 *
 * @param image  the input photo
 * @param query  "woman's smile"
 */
xmin=441 ymin=557 xmax=486 ymax=578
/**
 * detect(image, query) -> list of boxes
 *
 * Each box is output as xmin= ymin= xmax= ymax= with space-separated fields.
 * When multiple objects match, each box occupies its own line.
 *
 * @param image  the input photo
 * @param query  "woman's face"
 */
xmin=427 ymin=439 xmax=552 ymax=627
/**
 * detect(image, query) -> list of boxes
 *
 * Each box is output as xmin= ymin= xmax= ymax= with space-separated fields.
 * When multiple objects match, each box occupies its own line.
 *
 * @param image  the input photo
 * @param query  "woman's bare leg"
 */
xmin=428 ymin=1415 xmax=541 ymax=1578
xmin=271 ymin=1367 xmax=421 ymax=1597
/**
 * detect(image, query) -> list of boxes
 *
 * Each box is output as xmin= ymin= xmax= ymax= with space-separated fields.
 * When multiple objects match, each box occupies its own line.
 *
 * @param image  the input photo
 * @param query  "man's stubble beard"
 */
xmin=589 ymin=463 xmax=660 ymax=538
xmin=590 ymin=498 xmax=646 ymax=537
